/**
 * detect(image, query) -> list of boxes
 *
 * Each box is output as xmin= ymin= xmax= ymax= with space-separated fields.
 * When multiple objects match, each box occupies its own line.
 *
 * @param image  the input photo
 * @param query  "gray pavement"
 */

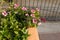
xmin=37 ymin=22 xmax=60 ymax=40
xmin=37 ymin=22 xmax=60 ymax=34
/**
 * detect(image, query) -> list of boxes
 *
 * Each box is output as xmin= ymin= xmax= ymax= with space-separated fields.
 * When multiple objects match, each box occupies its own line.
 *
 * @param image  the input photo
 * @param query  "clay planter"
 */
xmin=27 ymin=27 xmax=39 ymax=40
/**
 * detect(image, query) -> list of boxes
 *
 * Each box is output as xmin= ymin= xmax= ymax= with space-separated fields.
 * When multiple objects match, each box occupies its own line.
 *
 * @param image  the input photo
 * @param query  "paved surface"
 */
xmin=38 ymin=22 xmax=60 ymax=34
xmin=39 ymin=32 xmax=60 ymax=40
xmin=37 ymin=22 xmax=60 ymax=40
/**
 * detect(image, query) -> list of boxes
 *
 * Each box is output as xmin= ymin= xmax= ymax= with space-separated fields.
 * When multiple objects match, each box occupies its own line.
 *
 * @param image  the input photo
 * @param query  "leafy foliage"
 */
xmin=0 ymin=3 xmax=40 ymax=40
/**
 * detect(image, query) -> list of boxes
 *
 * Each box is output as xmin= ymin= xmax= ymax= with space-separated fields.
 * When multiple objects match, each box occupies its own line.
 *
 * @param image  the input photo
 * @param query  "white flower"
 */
xmin=38 ymin=22 xmax=41 ymax=26
xmin=32 ymin=19 xmax=37 ymax=24
xmin=2 ymin=11 xmax=7 ymax=16
xmin=14 ymin=4 xmax=19 ymax=9
xmin=31 ymin=9 xmax=35 ymax=13
xmin=22 ymin=7 xmax=27 ymax=11
xmin=30 ymin=13 xmax=35 ymax=17
xmin=25 ymin=13 xmax=29 ymax=16
xmin=36 ymin=8 xmax=40 ymax=11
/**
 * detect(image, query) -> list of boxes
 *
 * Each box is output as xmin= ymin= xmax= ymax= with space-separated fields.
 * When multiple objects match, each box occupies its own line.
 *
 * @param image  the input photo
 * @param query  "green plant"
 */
xmin=0 ymin=3 xmax=41 ymax=40
xmin=3 ymin=0 xmax=13 ymax=3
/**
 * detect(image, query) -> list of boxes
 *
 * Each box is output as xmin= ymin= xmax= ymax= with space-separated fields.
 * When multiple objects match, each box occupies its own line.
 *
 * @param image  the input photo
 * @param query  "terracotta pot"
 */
xmin=27 ymin=27 xmax=39 ymax=40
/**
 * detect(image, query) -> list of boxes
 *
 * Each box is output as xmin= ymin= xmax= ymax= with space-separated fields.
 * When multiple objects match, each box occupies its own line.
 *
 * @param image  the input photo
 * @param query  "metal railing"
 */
xmin=2 ymin=0 xmax=60 ymax=21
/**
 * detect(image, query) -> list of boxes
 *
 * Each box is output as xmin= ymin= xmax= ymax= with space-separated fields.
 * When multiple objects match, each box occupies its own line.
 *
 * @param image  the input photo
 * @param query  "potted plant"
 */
xmin=0 ymin=2 xmax=41 ymax=40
